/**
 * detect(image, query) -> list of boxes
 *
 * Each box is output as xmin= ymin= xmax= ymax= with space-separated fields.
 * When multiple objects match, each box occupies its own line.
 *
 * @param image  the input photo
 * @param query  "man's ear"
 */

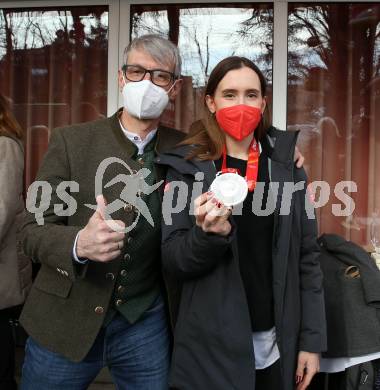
xmin=205 ymin=95 xmax=216 ymax=114
xmin=168 ymin=78 xmax=183 ymax=100
xmin=118 ymin=69 xmax=125 ymax=92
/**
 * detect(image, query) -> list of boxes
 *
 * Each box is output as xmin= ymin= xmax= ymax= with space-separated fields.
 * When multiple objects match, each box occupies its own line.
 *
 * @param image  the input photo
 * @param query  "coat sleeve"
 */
xmin=296 ymin=167 xmax=327 ymax=353
xmin=21 ymin=128 xmax=87 ymax=281
xmin=0 ymin=137 xmax=23 ymax=247
xmin=161 ymin=166 xmax=234 ymax=281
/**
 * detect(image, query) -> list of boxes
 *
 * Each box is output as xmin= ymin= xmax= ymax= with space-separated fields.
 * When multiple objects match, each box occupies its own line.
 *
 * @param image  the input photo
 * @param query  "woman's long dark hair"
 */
xmin=182 ymin=56 xmax=271 ymax=160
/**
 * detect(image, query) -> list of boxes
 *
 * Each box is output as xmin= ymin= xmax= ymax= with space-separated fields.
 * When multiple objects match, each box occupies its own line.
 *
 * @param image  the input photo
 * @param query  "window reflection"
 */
xmin=287 ymin=4 xmax=380 ymax=247
xmin=131 ymin=4 xmax=273 ymax=132
xmin=0 ymin=6 xmax=108 ymax=189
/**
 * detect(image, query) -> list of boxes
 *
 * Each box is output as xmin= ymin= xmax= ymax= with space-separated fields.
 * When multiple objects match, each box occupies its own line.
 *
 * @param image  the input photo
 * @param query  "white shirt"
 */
xmin=252 ymin=327 xmax=280 ymax=369
xmin=253 ymin=332 xmax=380 ymax=372
xmin=118 ymin=119 xmax=158 ymax=155
xmin=320 ymin=351 xmax=380 ymax=373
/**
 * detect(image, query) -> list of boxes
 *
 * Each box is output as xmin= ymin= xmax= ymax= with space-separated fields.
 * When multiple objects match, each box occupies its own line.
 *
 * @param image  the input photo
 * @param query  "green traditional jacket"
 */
xmin=20 ymin=110 xmax=184 ymax=362
xmin=103 ymin=135 xmax=162 ymax=326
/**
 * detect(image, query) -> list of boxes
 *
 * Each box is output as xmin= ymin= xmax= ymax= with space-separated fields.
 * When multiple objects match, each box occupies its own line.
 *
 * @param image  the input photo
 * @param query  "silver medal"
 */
xmin=210 ymin=172 xmax=248 ymax=207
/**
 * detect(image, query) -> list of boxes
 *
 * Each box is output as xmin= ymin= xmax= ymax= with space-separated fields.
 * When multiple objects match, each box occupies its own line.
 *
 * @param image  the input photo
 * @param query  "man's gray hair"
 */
xmin=124 ymin=34 xmax=182 ymax=78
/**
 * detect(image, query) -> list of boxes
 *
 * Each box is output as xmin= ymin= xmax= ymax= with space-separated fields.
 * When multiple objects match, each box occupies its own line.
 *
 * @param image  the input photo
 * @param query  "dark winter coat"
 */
xmin=156 ymin=126 xmax=327 ymax=390
xmin=318 ymin=233 xmax=380 ymax=358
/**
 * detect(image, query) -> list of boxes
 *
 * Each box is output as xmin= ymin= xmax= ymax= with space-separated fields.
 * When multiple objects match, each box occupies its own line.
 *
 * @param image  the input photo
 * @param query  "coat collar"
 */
xmin=261 ymin=126 xmax=299 ymax=165
xmin=158 ymin=126 xmax=299 ymax=163
xmin=156 ymin=126 xmax=300 ymax=185
xmin=109 ymin=108 xmax=184 ymax=157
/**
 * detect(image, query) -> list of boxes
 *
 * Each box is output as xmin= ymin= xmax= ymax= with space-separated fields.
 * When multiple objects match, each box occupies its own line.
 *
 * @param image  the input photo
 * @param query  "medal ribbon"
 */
xmin=221 ymin=138 xmax=260 ymax=192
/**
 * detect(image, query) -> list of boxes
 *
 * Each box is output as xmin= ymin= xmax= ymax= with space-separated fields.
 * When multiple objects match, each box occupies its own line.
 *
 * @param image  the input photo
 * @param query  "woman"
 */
xmin=157 ymin=57 xmax=326 ymax=390
xmin=0 ymin=94 xmax=32 ymax=390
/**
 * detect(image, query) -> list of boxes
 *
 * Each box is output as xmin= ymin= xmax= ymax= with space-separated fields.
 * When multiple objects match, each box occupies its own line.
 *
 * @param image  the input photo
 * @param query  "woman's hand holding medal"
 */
xmin=194 ymin=191 xmax=232 ymax=237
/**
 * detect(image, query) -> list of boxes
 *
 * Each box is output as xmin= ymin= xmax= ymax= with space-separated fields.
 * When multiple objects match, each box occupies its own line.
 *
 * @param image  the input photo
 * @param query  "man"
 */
xmin=20 ymin=34 xmax=184 ymax=389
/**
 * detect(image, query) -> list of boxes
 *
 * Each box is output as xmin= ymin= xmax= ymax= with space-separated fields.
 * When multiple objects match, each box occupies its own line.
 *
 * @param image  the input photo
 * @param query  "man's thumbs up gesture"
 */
xmin=76 ymin=195 xmax=126 ymax=262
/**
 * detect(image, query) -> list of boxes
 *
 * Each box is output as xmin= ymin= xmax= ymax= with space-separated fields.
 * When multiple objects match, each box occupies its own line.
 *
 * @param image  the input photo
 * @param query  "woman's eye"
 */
xmin=223 ymin=93 xmax=235 ymax=98
xmin=248 ymin=93 xmax=258 ymax=98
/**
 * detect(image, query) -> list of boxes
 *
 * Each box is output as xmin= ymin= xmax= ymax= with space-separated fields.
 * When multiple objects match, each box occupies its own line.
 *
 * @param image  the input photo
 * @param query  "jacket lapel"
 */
xmin=193 ymin=159 xmax=217 ymax=188
xmin=154 ymin=125 xmax=185 ymax=186
xmin=109 ymin=109 xmax=138 ymax=158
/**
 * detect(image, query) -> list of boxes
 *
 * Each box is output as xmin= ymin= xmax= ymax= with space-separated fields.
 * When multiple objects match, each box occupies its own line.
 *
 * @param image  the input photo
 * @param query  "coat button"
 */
xmin=105 ymin=272 xmax=115 ymax=280
xmin=124 ymin=203 xmax=133 ymax=212
xmin=120 ymin=269 xmax=127 ymax=277
xmin=124 ymin=253 xmax=130 ymax=261
xmin=94 ymin=306 xmax=104 ymax=314
xmin=115 ymin=299 xmax=124 ymax=307
xmin=127 ymin=236 xmax=133 ymax=244
xmin=137 ymin=157 xmax=144 ymax=165
xmin=117 ymin=285 xmax=126 ymax=294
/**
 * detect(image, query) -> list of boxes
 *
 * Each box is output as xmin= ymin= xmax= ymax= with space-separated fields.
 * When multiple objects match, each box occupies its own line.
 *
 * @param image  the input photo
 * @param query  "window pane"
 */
xmin=131 ymin=4 xmax=273 ymax=132
xmin=0 ymin=6 xmax=108 ymax=189
xmin=287 ymin=4 xmax=380 ymax=247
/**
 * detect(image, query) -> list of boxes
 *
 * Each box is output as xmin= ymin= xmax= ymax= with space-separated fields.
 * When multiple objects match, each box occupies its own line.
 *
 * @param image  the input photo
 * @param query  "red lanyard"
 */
xmin=221 ymin=138 xmax=260 ymax=192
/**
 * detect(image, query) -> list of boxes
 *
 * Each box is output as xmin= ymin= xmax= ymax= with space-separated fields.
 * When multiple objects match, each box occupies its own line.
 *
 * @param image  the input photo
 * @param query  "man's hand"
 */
xmin=294 ymin=146 xmax=305 ymax=168
xmin=295 ymin=351 xmax=320 ymax=390
xmin=76 ymin=195 xmax=125 ymax=262
xmin=194 ymin=192 xmax=232 ymax=237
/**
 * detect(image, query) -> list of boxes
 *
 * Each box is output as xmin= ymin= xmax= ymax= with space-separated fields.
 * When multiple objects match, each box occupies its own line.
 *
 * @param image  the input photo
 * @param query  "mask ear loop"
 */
xmin=166 ymin=78 xmax=179 ymax=95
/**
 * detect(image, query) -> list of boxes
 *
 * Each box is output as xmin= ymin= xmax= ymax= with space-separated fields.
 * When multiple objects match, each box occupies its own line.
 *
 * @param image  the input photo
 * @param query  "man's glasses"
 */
xmin=122 ymin=64 xmax=175 ymax=87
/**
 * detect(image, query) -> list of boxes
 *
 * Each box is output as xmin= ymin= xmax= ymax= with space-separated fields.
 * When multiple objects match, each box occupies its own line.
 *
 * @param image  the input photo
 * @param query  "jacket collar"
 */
xmin=109 ymin=108 xmax=181 ymax=157
xmin=261 ymin=126 xmax=299 ymax=165
xmin=156 ymin=126 xmax=300 ymax=187
xmin=157 ymin=126 xmax=299 ymax=168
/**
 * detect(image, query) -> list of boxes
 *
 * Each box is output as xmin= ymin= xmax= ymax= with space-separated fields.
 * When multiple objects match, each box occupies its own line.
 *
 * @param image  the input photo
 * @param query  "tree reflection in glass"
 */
xmin=131 ymin=4 xmax=273 ymax=132
xmin=287 ymin=4 xmax=380 ymax=247
xmin=0 ymin=6 xmax=109 ymax=189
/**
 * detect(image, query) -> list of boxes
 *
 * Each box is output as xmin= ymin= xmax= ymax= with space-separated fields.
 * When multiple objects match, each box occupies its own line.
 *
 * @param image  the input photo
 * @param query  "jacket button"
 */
xmin=105 ymin=272 xmax=115 ymax=280
xmin=115 ymin=299 xmax=124 ymax=307
xmin=124 ymin=253 xmax=130 ymax=261
xmin=124 ymin=204 xmax=133 ymax=212
xmin=94 ymin=306 xmax=104 ymax=314
xmin=117 ymin=285 xmax=126 ymax=294
xmin=137 ymin=157 xmax=144 ymax=165
xmin=120 ymin=269 xmax=127 ymax=277
xmin=127 ymin=236 xmax=132 ymax=244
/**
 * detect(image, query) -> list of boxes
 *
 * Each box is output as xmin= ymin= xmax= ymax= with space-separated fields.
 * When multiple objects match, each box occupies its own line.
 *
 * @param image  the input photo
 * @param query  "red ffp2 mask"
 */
xmin=215 ymin=104 xmax=262 ymax=141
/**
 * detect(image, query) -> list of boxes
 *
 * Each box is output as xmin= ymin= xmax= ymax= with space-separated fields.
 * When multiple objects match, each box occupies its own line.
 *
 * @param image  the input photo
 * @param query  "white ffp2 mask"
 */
xmin=122 ymin=79 xmax=172 ymax=119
